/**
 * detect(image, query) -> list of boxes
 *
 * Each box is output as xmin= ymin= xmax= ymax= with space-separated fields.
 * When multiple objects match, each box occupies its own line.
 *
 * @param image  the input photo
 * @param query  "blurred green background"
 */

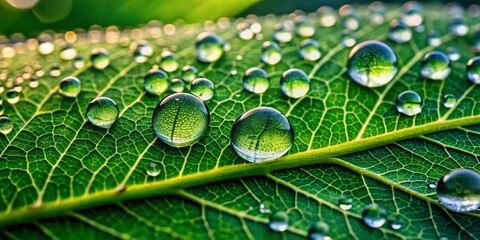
xmin=0 ymin=0 xmax=478 ymax=36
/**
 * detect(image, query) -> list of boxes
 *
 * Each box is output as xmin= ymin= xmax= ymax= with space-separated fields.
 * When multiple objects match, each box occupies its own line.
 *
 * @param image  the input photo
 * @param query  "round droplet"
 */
xmin=49 ymin=64 xmax=61 ymax=77
xmin=152 ymin=93 xmax=210 ymax=147
xmin=191 ymin=78 xmax=215 ymax=101
xmin=146 ymin=162 xmax=160 ymax=177
xmin=437 ymin=168 xmax=480 ymax=212
xmin=273 ymin=24 xmax=293 ymax=44
xmin=427 ymin=31 xmax=441 ymax=47
xmin=467 ymin=56 xmax=480 ymax=84
xmin=449 ymin=18 xmax=469 ymax=36
xmin=159 ymin=51 xmax=179 ymax=72
xmin=295 ymin=16 xmax=315 ymax=37
xmin=308 ymin=221 xmax=331 ymax=240
xmin=170 ymin=78 xmax=185 ymax=93
xmin=59 ymin=76 xmax=81 ymax=98
xmin=195 ymin=32 xmax=225 ymax=63
xmin=144 ymin=68 xmax=169 ymax=95
xmin=60 ymin=44 xmax=77 ymax=61
xmin=401 ymin=7 xmax=424 ymax=27
xmin=261 ymin=41 xmax=282 ymax=65
xmin=443 ymin=94 xmax=456 ymax=108
xmin=388 ymin=20 xmax=412 ymax=44
xmin=86 ymin=97 xmax=119 ymax=129
xmin=420 ymin=51 xmax=451 ymax=80
xmin=343 ymin=14 xmax=360 ymax=30
xmin=38 ymin=39 xmax=55 ymax=55
xmin=388 ymin=213 xmax=404 ymax=230
xmin=6 ymin=89 xmax=19 ymax=104
xmin=29 ymin=77 xmax=39 ymax=88
xmin=338 ymin=195 xmax=353 ymax=210
xmin=259 ymin=201 xmax=272 ymax=214
xmin=73 ymin=55 xmax=86 ymax=69
xmin=181 ymin=65 xmax=198 ymax=83
xmin=243 ymin=67 xmax=270 ymax=94
xmin=317 ymin=6 xmax=337 ymax=27
xmin=368 ymin=2 xmax=386 ymax=25
xmin=396 ymin=90 xmax=422 ymax=116
xmin=0 ymin=116 xmax=13 ymax=134
xmin=130 ymin=40 xmax=153 ymax=63
xmin=362 ymin=203 xmax=387 ymax=229
xmin=269 ymin=211 xmax=289 ymax=232
xmin=347 ymin=40 xmax=398 ymax=88
xmin=341 ymin=30 xmax=356 ymax=47
xmin=447 ymin=47 xmax=460 ymax=61
xmin=280 ymin=69 xmax=310 ymax=98
xmin=298 ymin=39 xmax=321 ymax=61
xmin=230 ymin=107 xmax=294 ymax=162
xmin=90 ymin=48 xmax=110 ymax=70
xmin=428 ymin=182 xmax=437 ymax=189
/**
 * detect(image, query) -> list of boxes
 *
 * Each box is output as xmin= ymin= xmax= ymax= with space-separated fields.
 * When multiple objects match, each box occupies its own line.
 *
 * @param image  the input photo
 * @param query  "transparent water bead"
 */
xmin=73 ymin=55 xmax=86 ymax=69
xmin=195 ymin=32 xmax=225 ymax=63
xmin=368 ymin=1 xmax=386 ymax=25
xmin=443 ymin=94 xmax=456 ymax=108
xmin=259 ymin=201 xmax=272 ymax=214
xmin=243 ymin=67 xmax=270 ymax=94
xmin=261 ymin=41 xmax=282 ymax=65
xmin=388 ymin=213 xmax=404 ymax=230
xmin=144 ymin=67 xmax=169 ymax=95
xmin=449 ymin=18 xmax=469 ymax=37
xmin=90 ymin=48 xmax=110 ymax=70
xmin=59 ymin=76 xmax=81 ymax=98
xmin=152 ymin=93 xmax=209 ymax=147
xmin=280 ymin=69 xmax=310 ymax=98
xmin=0 ymin=116 xmax=13 ymax=134
xmin=447 ymin=47 xmax=460 ymax=61
xmin=342 ymin=14 xmax=360 ymax=30
xmin=159 ymin=51 xmax=179 ymax=72
xmin=230 ymin=107 xmax=294 ymax=163
xmin=347 ymin=40 xmax=398 ymax=88
xmin=338 ymin=195 xmax=353 ymax=210
xmin=388 ymin=20 xmax=412 ymax=44
xmin=362 ymin=203 xmax=387 ymax=228
xmin=170 ymin=78 xmax=185 ymax=93
xmin=49 ymin=64 xmax=62 ymax=77
xmin=401 ymin=2 xmax=424 ymax=27
xmin=146 ymin=162 xmax=160 ymax=177
xmin=317 ymin=6 xmax=337 ymax=27
xmin=86 ymin=97 xmax=119 ymax=129
xmin=298 ymin=39 xmax=321 ymax=61
xmin=428 ymin=182 xmax=437 ymax=189
xmin=6 ymin=89 xmax=19 ymax=104
xmin=38 ymin=36 xmax=55 ymax=55
xmin=181 ymin=65 xmax=198 ymax=83
xmin=190 ymin=78 xmax=215 ymax=101
xmin=420 ymin=51 xmax=451 ymax=80
xmin=341 ymin=30 xmax=356 ymax=47
xmin=269 ymin=211 xmax=289 ymax=232
xmin=273 ymin=24 xmax=293 ymax=44
xmin=396 ymin=90 xmax=422 ymax=116
xmin=436 ymin=168 xmax=480 ymax=212
xmin=308 ymin=221 xmax=331 ymax=240
xmin=60 ymin=44 xmax=77 ymax=61
xmin=467 ymin=56 xmax=480 ymax=84
xmin=427 ymin=31 xmax=441 ymax=47
xmin=130 ymin=40 xmax=153 ymax=63
xmin=295 ymin=16 xmax=315 ymax=37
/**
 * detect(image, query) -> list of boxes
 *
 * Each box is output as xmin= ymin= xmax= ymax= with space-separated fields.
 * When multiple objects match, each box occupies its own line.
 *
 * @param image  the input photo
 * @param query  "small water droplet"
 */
xmin=243 ymin=67 xmax=270 ymax=94
xmin=59 ymin=76 xmax=81 ymax=98
xmin=152 ymin=93 xmax=209 ymax=147
xmin=338 ymin=195 xmax=353 ymax=210
xmin=401 ymin=3 xmax=424 ymax=27
xmin=388 ymin=20 xmax=412 ymax=44
xmin=273 ymin=24 xmax=293 ymax=44
xmin=298 ymin=39 xmax=321 ymax=61
xmin=362 ymin=203 xmax=387 ymax=229
xmin=317 ymin=6 xmax=337 ymax=27
xmin=295 ymin=16 xmax=315 ymax=37
xmin=436 ymin=168 xmax=480 ymax=212
xmin=73 ymin=55 xmax=86 ymax=69
xmin=49 ymin=64 xmax=62 ymax=77
xmin=449 ymin=18 xmax=469 ymax=37
xmin=269 ymin=211 xmax=289 ymax=232
xmin=90 ymin=48 xmax=110 ymax=70
xmin=130 ymin=40 xmax=153 ymax=63
xmin=86 ymin=97 xmax=119 ymax=128
xmin=467 ymin=56 xmax=480 ymax=84
xmin=146 ymin=162 xmax=160 ymax=177
xmin=144 ymin=68 xmax=169 ymax=95
xmin=443 ymin=94 xmax=456 ymax=108
xmin=396 ymin=90 xmax=422 ymax=116
xmin=0 ymin=116 xmax=13 ymax=134
xmin=341 ymin=30 xmax=356 ymax=47
xmin=181 ymin=65 xmax=198 ymax=83
xmin=261 ymin=41 xmax=282 ymax=65
xmin=427 ymin=31 xmax=441 ymax=47
xmin=280 ymin=69 xmax=310 ymax=98
xmin=259 ymin=201 xmax=272 ymax=214
xmin=447 ymin=47 xmax=460 ymax=61
xmin=170 ymin=78 xmax=185 ymax=93
xmin=388 ymin=213 xmax=404 ymax=230
xmin=158 ymin=51 xmax=179 ymax=72
xmin=60 ymin=44 xmax=77 ymax=61
xmin=195 ymin=32 xmax=225 ymax=63
xmin=308 ymin=221 xmax=331 ymax=240
xmin=230 ymin=68 xmax=238 ymax=75
xmin=191 ymin=78 xmax=215 ymax=101
xmin=428 ymin=182 xmax=437 ymax=189
xmin=236 ymin=55 xmax=243 ymax=60
xmin=6 ymin=89 xmax=19 ymax=104
xmin=230 ymin=107 xmax=293 ymax=162
xmin=342 ymin=14 xmax=360 ymax=30
xmin=29 ymin=77 xmax=39 ymax=88
xmin=420 ymin=51 xmax=451 ymax=80
xmin=368 ymin=2 xmax=386 ymax=25
xmin=38 ymin=37 xmax=55 ymax=55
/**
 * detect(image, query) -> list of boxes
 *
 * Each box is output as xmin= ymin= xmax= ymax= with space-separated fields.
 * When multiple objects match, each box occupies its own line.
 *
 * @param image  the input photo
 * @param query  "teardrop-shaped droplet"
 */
xmin=261 ymin=41 xmax=282 ymax=65
xmin=273 ymin=24 xmax=293 ymax=44
xmin=60 ymin=44 xmax=77 ymax=61
xmin=420 ymin=51 xmax=451 ymax=80
xmin=362 ymin=203 xmax=387 ymax=229
xmin=467 ymin=56 xmax=480 ymax=84
xmin=447 ymin=47 xmax=460 ymax=61
xmin=86 ymin=97 xmax=119 ymax=128
xmin=195 ymin=32 xmax=225 ymax=63
xmin=152 ymin=93 xmax=210 ymax=147
xmin=130 ymin=40 xmax=153 ymax=63
xmin=191 ymin=78 xmax=215 ymax=101
xmin=317 ymin=6 xmax=337 ymax=27
xmin=146 ymin=162 xmax=160 ymax=177
xmin=443 ymin=94 xmax=456 ymax=108
xmin=338 ymin=195 xmax=353 ymax=210
xmin=90 ymin=48 xmax=110 ymax=70
xmin=170 ymin=78 xmax=185 ymax=93
xmin=388 ymin=20 xmax=412 ymax=44
xmin=243 ymin=67 xmax=270 ymax=94
xmin=396 ymin=90 xmax=422 ymax=116
xmin=269 ymin=211 xmax=289 ymax=232
xmin=449 ymin=18 xmax=469 ymax=37
xmin=144 ymin=67 xmax=169 ymax=95
xmin=280 ymin=69 xmax=310 ymax=98
xmin=388 ymin=213 xmax=404 ymax=230
xmin=59 ymin=76 xmax=81 ymax=98
xmin=6 ymin=89 xmax=19 ymax=104
xmin=298 ymin=39 xmax=321 ymax=61
xmin=308 ymin=221 xmax=331 ymax=240
xmin=347 ymin=40 xmax=398 ymax=87
xmin=437 ymin=168 xmax=480 ymax=212
xmin=0 ymin=116 xmax=13 ymax=134
xmin=295 ymin=16 xmax=315 ymax=37
xmin=181 ymin=65 xmax=198 ymax=83
xmin=230 ymin=107 xmax=294 ymax=162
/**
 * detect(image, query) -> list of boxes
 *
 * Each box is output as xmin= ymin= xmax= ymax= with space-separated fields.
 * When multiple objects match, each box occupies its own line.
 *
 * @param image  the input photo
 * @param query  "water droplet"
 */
xmin=295 ymin=16 xmax=315 ymax=37
xmin=0 ymin=105 xmax=4 ymax=116
xmin=181 ymin=65 xmax=198 ymax=83
xmin=447 ymin=47 xmax=460 ymax=61
xmin=308 ymin=221 xmax=331 ymax=240
xmin=60 ymin=44 xmax=77 ymax=61
xmin=38 ymin=38 xmax=55 ymax=55
xmin=317 ymin=6 xmax=337 ymax=27
xmin=396 ymin=90 xmax=422 ymax=116
xmin=449 ymin=18 xmax=469 ymax=37
xmin=0 ymin=116 xmax=13 ymax=134
xmin=388 ymin=20 xmax=412 ymax=44
xmin=259 ymin=201 xmax=272 ymax=214
xmin=273 ymin=24 xmax=293 ymax=44
xmin=152 ymin=93 xmax=209 ymax=147
xmin=195 ymin=32 xmax=225 ymax=63
xmin=237 ymin=20 xmax=260 ymax=40
xmin=159 ymin=51 xmax=179 ymax=72
xmin=86 ymin=97 xmax=119 ymax=129
xmin=230 ymin=68 xmax=237 ymax=75
xmin=388 ymin=213 xmax=404 ymax=230
xmin=130 ymin=40 xmax=153 ymax=63
xmin=401 ymin=3 xmax=424 ymax=27
xmin=73 ymin=55 xmax=86 ymax=69
xmin=341 ymin=30 xmax=356 ymax=47
xmin=269 ymin=211 xmax=289 ymax=232
xmin=472 ymin=30 xmax=480 ymax=54
xmin=362 ymin=203 xmax=387 ymax=229
xmin=59 ymin=76 xmax=81 ymax=98
xmin=146 ymin=162 xmax=160 ymax=177
xmin=368 ymin=2 xmax=386 ymax=25
xmin=420 ymin=51 xmax=451 ymax=80
xmin=467 ymin=56 xmax=480 ymax=84
xmin=90 ymin=48 xmax=110 ymax=70
xmin=230 ymin=107 xmax=293 ymax=162
xmin=347 ymin=40 xmax=398 ymax=88
xmin=427 ymin=31 xmax=441 ymax=47
xmin=49 ymin=64 xmax=62 ymax=77
xmin=428 ymin=182 xmax=437 ymax=189
xmin=437 ymin=168 xmax=480 ymax=212
xmin=261 ymin=41 xmax=282 ymax=65
xmin=280 ymin=69 xmax=310 ymax=98
xmin=342 ymin=14 xmax=360 ymax=30
xmin=338 ymin=195 xmax=353 ymax=210
xmin=144 ymin=68 xmax=169 ymax=95
xmin=243 ymin=67 xmax=270 ymax=94
xmin=29 ymin=77 xmax=39 ymax=88
xmin=191 ymin=78 xmax=215 ymax=101
xmin=443 ymin=94 xmax=456 ymax=108
xmin=6 ymin=89 xmax=19 ymax=104
xmin=170 ymin=78 xmax=185 ymax=93
xmin=298 ymin=39 xmax=321 ymax=61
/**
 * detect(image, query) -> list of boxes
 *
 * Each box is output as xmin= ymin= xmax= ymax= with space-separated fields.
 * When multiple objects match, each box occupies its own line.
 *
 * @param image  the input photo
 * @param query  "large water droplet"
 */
xmin=396 ymin=90 xmax=422 ymax=116
xmin=144 ymin=67 xmax=169 ymax=95
xmin=308 ymin=221 xmax=331 ymax=240
xmin=6 ymin=89 xmax=19 ymax=104
xmin=146 ymin=162 xmax=160 ymax=177
xmin=280 ymin=69 xmax=310 ymax=98
xmin=420 ymin=51 xmax=451 ymax=80
xmin=273 ymin=24 xmax=293 ymax=44
xmin=230 ymin=107 xmax=293 ymax=162
xmin=159 ymin=51 xmax=179 ymax=72
xmin=195 ymin=32 xmax=225 ymax=63
xmin=436 ymin=168 xmax=480 ymax=212
xmin=59 ymin=76 xmax=81 ymax=98
xmin=152 ymin=93 xmax=209 ymax=147
xmin=317 ymin=6 xmax=337 ymax=27
xmin=388 ymin=20 xmax=412 ymax=44
xmin=449 ymin=18 xmax=469 ymax=36
xmin=0 ymin=116 xmax=13 ymax=134
xmin=86 ymin=97 xmax=119 ymax=129
xmin=130 ymin=40 xmax=153 ymax=63
xmin=243 ymin=67 xmax=270 ymax=94
xmin=388 ymin=213 xmax=404 ymax=230
xmin=60 ymin=44 xmax=77 ymax=61
xmin=298 ymin=39 xmax=321 ymax=61
xmin=269 ymin=211 xmax=289 ymax=232
xmin=362 ymin=203 xmax=387 ymax=229
xmin=191 ymin=78 xmax=215 ymax=101
xmin=261 ymin=41 xmax=282 ymax=65
xmin=467 ymin=56 xmax=480 ymax=84
xmin=338 ymin=195 xmax=353 ymax=210
xmin=170 ymin=78 xmax=185 ymax=93
xmin=295 ymin=16 xmax=315 ymax=37
xmin=347 ymin=40 xmax=398 ymax=88
xmin=447 ymin=47 xmax=460 ymax=61
xmin=181 ymin=65 xmax=198 ymax=83
xmin=90 ymin=48 xmax=110 ymax=70
xmin=443 ymin=94 xmax=456 ymax=108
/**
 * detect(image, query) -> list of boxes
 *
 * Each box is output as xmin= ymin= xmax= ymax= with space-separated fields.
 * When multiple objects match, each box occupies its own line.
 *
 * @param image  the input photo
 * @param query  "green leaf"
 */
xmin=1 ymin=4 xmax=480 ymax=239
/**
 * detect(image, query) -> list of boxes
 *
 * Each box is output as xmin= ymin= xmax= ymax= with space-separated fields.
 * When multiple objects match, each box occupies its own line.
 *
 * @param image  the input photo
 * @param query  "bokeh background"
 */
xmin=0 ymin=0 xmax=478 ymax=36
